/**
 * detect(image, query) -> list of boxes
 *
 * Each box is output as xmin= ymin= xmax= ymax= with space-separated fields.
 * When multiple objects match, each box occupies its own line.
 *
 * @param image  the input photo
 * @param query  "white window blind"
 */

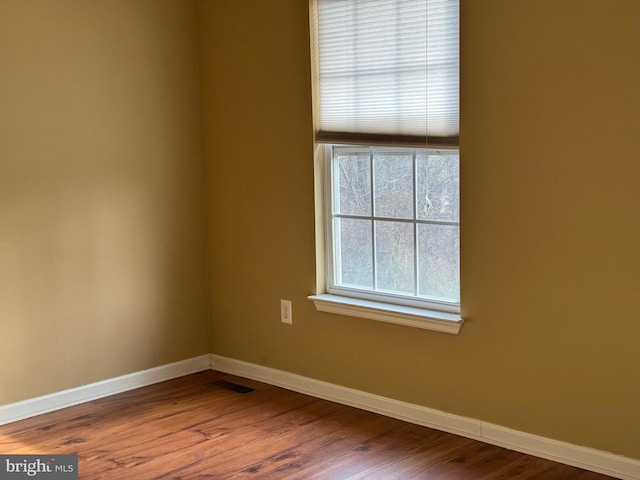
xmin=314 ymin=0 xmax=459 ymax=148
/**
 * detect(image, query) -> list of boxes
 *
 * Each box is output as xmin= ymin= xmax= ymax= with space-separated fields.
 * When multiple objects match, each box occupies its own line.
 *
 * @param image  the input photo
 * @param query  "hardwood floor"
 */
xmin=0 ymin=370 xmax=616 ymax=479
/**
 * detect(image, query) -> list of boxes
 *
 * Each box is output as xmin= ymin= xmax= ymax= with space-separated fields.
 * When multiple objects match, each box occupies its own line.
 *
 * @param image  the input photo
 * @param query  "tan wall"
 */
xmin=198 ymin=0 xmax=640 ymax=459
xmin=0 ymin=0 xmax=209 ymax=403
xmin=2 ymin=0 xmax=638 ymax=462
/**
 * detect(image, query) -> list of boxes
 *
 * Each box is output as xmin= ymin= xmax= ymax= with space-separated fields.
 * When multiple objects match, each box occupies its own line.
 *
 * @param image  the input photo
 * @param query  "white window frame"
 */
xmin=326 ymin=144 xmax=460 ymax=311
xmin=309 ymin=144 xmax=462 ymax=335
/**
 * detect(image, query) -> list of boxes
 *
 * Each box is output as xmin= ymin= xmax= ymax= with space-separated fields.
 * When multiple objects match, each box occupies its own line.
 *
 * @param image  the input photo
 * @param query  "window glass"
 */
xmin=328 ymin=146 xmax=460 ymax=309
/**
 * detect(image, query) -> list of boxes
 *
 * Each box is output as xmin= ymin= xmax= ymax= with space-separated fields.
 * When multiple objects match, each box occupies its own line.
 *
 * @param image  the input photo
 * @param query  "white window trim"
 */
xmin=325 ymin=145 xmax=460 ymax=310
xmin=309 ymin=145 xmax=463 ymax=335
xmin=308 ymin=294 xmax=463 ymax=334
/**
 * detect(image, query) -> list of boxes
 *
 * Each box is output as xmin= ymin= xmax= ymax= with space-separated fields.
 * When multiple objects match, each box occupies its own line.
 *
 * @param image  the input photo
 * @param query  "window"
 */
xmin=309 ymin=0 xmax=461 ymax=333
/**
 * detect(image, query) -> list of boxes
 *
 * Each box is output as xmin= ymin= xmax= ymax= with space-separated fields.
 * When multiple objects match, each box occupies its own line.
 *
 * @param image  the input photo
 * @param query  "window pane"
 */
xmin=417 ymin=224 xmax=459 ymax=300
xmin=335 ymin=218 xmax=372 ymax=288
xmin=374 ymin=154 xmax=414 ymax=219
xmin=336 ymin=152 xmax=371 ymax=216
xmin=417 ymin=152 xmax=459 ymax=222
xmin=375 ymin=220 xmax=414 ymax=294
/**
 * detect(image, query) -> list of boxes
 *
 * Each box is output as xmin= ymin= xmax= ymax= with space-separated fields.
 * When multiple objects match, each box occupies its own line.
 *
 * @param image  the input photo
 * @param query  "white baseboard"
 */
xmin=2 ymin=353 xmax=637 ymax=479
xmin=0 ymin=354 xmax=210 ymax=426
xmin=209 ymin=354 xmax=640 ymax=480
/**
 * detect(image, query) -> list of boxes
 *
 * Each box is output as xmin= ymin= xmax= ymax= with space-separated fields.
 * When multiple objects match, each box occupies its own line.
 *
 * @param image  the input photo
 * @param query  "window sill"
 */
xmin=308 ymin=294 xmax=463 ymax=334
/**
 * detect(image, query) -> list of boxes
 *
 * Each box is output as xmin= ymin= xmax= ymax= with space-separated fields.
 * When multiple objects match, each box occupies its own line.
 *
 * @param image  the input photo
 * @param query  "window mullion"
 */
xmin=369 ymin=148 xmax=377 ymax=291
xmin=413 ymin=149 xmax=419 ymax=297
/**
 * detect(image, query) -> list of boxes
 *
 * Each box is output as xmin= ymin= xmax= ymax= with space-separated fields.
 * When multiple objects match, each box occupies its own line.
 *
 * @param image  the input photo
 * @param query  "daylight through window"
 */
xmin=312 ymin=0 xmax=460 ymax=317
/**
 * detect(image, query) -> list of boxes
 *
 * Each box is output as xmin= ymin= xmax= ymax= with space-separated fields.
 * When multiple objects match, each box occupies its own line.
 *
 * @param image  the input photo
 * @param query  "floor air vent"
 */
xmin=207 ymin=379 xmax=255 ymax=394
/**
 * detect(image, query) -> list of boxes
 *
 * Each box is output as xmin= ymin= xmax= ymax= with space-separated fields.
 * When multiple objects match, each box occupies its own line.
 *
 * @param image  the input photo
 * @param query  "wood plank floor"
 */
xmin=0 ymin=370 xmax=616 ymax=479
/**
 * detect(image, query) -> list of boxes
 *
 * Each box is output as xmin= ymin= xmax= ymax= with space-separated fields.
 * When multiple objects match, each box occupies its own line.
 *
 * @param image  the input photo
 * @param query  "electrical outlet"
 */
xmin=280 ymin=299 xmax=292 ymax=325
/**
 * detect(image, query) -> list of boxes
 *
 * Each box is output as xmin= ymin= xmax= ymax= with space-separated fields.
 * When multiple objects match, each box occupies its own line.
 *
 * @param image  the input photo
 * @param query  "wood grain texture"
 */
xmin=0 ymin=371 xmax=615 ymax=479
